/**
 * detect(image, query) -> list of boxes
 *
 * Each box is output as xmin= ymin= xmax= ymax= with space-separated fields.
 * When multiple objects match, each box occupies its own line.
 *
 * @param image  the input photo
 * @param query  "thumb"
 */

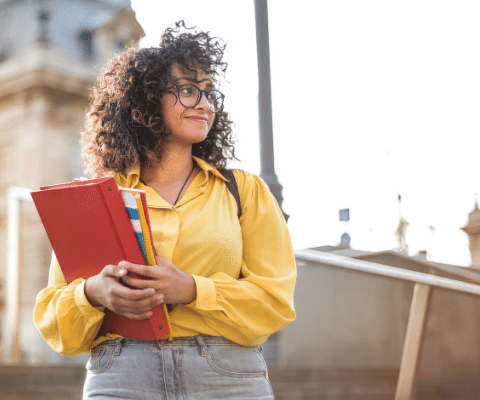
xmin=102 ymin=263 xmax=127 ymax=278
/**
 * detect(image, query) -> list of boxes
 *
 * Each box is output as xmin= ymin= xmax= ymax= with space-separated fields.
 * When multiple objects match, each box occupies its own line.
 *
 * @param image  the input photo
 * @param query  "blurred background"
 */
xmin=131 ymin=0 xmax=480 ymax=267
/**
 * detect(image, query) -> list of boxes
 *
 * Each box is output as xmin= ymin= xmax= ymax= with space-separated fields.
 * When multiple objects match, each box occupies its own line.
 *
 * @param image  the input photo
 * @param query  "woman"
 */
xmin=34 ymin=22 xmax=296 ymax=400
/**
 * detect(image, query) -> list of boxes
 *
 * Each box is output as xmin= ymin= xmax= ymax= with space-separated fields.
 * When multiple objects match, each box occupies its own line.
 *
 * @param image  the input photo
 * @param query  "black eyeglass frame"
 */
xmin=165 ymin=84 xmax=225 ymax=113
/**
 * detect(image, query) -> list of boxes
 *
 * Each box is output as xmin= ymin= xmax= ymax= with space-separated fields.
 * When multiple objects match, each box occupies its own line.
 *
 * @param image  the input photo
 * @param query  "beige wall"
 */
xmin=281 ymin=259 xmax=410 ymax=368
xmin=282 ymin=253 xmax=480 ymax=395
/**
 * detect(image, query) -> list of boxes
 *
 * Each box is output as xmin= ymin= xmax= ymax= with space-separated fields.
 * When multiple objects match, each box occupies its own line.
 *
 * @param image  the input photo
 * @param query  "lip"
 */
xmin=185 ymin=116 xmax=208 ymax=123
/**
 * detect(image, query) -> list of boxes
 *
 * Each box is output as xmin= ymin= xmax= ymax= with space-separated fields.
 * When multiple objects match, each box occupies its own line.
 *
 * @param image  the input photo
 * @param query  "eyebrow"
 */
xmin=173 ymin=76 xmax=214 ymax=89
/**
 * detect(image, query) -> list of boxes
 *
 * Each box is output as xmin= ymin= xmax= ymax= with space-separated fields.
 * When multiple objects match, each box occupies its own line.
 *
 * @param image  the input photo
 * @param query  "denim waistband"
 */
xmin=99 ymin=336 xmax=236 ymax=349
xmin=86 ymin=336 xmax=272 ymax=399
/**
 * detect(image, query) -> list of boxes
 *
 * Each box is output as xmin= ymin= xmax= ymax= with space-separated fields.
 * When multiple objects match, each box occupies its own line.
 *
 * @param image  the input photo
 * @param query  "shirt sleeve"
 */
xmin=33 ymin=253 xmax=106 ymax=356
xmin=188 ymin=170 xmax=297 ymax=346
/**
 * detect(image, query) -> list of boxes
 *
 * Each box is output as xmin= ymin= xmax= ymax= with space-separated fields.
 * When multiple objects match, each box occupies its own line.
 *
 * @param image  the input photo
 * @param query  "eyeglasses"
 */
xmin=165 ymin=84 xmax=225 ymax=113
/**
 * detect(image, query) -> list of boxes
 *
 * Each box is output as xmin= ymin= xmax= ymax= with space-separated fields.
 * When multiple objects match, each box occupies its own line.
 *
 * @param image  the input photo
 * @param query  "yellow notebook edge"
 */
xmin=133 ymin=190 xmax=173 ymax=340
xmin=134 ymin=192 xmax=156 ymax=266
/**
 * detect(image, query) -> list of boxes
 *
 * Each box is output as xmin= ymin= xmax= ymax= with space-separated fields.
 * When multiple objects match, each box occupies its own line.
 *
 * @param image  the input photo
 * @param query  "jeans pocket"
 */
xmin=205 ymin=344 xmax=267 ymax=378
xmin=86 ymin=345 xmax=115 ymax=374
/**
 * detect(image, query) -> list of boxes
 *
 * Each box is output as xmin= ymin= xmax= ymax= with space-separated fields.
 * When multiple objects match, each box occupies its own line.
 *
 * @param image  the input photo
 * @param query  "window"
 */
xmin=116 ymin=40 xmax=126 ymax=51
xmin=78 ymin=29 xmax=94 ymax=62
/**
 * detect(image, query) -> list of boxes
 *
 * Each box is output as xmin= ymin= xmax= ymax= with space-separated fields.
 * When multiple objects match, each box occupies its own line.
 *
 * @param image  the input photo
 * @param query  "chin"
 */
xmin=168 ymin=129 xmax=210 ymax=145
xmin=190 ymin=130 xmax=210 ymax=143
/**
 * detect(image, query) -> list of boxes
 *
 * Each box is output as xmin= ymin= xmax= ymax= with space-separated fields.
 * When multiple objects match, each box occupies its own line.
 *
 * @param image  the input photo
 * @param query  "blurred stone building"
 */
xmin=462 ymin=201 xmax=480 ymax=269
xmin=0 ymin=0 xmax=143 ymax=364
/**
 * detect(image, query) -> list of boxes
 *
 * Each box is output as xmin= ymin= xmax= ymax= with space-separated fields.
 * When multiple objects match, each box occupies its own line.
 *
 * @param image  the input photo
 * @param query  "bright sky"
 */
xmin=130 ymin=0 xmax=480 ymax=267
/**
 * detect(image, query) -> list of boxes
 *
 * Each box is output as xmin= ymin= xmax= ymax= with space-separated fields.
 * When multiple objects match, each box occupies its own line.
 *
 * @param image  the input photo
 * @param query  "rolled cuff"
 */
xmin=74 ymin=279 xmax=105 ymax=318
xmin=191 ymin=275 xmax=217 ymax=311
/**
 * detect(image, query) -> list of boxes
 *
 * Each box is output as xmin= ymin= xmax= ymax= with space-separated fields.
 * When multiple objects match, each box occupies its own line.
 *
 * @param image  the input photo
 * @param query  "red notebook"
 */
xmin=31 ymin=177 xmax=171 ymax=340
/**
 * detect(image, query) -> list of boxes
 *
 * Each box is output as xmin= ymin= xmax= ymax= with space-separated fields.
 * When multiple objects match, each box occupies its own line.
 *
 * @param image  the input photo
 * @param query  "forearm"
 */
xmin=185 ymin=266 xmax=296 ymax=343
xmin=84 ymin=276 xmax=103 ymax=307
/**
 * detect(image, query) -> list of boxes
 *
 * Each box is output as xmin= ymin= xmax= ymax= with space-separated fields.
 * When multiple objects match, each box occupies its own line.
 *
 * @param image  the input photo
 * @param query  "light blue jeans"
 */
xmin=83 ymin=336 xmax=274 ymax=400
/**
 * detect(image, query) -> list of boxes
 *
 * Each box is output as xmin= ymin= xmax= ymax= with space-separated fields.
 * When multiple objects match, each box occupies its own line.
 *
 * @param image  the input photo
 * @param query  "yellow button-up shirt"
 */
xmin=33 ymin=157 xmax=297 ymax=355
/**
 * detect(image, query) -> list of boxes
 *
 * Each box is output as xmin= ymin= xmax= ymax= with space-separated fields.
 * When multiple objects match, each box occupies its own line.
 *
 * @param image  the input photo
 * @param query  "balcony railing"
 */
xmin=295 ymin=248 xmax=480 ymax=400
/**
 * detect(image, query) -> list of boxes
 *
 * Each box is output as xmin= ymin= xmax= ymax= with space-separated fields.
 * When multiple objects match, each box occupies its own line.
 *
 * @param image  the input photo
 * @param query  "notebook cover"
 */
xmin=31 ymin=177 xmax=170 ymax=340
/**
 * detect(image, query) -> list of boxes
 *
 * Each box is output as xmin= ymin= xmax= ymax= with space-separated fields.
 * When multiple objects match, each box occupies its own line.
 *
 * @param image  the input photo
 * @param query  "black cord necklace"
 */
xmin=173 ymin=161 xmax=196 ymax=205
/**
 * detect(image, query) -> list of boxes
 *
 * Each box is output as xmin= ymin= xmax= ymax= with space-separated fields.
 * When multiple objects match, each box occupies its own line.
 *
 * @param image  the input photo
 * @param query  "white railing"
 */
xmin=4 ymin=186 xmax=34 ymax=364
xmin=295 ymin=248 xmax=480 ymax=400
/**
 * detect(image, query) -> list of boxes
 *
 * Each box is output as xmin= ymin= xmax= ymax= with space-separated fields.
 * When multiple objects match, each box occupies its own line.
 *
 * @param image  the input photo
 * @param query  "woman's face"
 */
xmin=161 ymin=64 xmax=216 ymax=146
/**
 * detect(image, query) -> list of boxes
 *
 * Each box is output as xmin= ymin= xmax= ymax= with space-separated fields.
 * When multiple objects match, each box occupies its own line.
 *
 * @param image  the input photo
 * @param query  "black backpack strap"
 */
xmin=219 ymin=168 xmax=242 ymax=219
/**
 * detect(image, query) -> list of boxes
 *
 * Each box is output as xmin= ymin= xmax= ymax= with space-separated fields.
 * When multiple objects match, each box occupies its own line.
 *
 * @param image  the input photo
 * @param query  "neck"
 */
xmin=141 ymin=145 xmax=195 ymax=187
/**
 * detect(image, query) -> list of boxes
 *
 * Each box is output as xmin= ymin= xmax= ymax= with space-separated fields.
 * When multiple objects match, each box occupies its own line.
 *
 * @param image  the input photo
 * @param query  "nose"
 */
xmin=195 ymin=91 xmax=211 ymax=111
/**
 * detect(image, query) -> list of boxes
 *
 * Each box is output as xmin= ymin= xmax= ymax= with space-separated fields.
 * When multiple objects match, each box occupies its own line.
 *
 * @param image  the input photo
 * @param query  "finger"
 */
xmin=113 ymin=285 xmax=156 ymax=301
xmin=119 ymin=261 xmax=160 ymax=279
xmin=112 ymin=302 xmax=158 ymax=316
xmin=111 ymin=295 xmax=164 ymax=315
xmin=122 ymin=275 xmax=160 ymax=290
xmin=122 ymin=311 xmax=154 ymax=320
xmin=113 ymin=293 xmax=164 ymax=309
xmin=155 ymin=256 xmax=172 ymax=267
xmin=102 ymin=264 xmax=127 ymax=278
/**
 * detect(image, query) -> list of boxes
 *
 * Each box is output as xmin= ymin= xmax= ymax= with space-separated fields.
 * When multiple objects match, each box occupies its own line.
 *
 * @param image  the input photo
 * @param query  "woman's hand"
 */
xmin=84 ymin=264 xmax=164 ymax=320
xmin=118 ymin=258 xmax=197 ymax=305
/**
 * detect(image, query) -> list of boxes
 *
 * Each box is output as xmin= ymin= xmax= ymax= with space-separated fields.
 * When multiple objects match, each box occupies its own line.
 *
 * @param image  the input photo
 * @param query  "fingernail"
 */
xmin=118 ymin=268 xmax=127 ymax=275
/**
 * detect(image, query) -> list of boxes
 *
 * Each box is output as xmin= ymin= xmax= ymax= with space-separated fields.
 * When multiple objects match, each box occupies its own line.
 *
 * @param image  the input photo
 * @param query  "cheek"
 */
xmin=165 ymin=95 xmax=178 ymax=108
xmin=161 ymin=95 xmax=180 ymax=118
xmin=208 ymin=115 xmax=215 ymax=130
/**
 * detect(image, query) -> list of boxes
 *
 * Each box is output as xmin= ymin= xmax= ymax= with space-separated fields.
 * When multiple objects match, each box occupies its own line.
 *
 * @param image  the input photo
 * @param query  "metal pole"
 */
xmin=254 ymin=0 xmax=288 ymax=220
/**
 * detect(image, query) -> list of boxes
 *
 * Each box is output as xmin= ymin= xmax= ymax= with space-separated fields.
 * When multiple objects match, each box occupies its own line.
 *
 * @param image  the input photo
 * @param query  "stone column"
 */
xmin=461 ymin=205 xmax=480 ymax=269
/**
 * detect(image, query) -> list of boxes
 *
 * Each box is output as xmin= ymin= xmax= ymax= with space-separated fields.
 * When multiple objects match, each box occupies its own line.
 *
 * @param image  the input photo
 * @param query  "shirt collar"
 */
xmin=192 ymin=156 xmax=229 ymax=182
xmin=111 ymin=156 xmax=228 ymax=189
xmin=110 ymin=165 xmax=141 ymax=189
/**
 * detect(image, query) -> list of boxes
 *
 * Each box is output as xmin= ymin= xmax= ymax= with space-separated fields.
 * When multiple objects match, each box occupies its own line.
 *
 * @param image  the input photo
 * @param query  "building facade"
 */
xmin=0 ymin=0 xmax=143 ymax=363
xmin=461 ymin=202 xmax=480 ymax=269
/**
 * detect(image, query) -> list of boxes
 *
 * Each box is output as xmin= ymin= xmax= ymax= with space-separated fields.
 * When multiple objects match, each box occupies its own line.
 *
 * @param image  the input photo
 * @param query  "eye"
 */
xmin=178 ymin=85 xmax=197 ymax=97
xmin=206 ymin=91 xmax=218 ymax=102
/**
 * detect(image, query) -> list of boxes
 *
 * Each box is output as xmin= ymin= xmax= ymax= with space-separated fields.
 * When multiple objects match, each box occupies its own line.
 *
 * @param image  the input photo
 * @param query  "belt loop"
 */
xmin=114 ymin=338 xmax=124 ymax=356
xmin=196 ymin=336 xmax=208 ymax=357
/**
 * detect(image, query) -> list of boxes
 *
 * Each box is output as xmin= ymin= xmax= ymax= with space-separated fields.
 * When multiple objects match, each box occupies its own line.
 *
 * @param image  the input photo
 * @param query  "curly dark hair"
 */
xmin=81 ymin=21 xmax=236 ymax=178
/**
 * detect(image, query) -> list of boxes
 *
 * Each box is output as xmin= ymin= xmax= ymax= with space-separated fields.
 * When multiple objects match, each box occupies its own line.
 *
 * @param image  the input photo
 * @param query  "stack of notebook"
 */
xmin=119 ymin=187 xmax=156 ymax=266
xmin=31 ymin=177 xmax=171 ymax=340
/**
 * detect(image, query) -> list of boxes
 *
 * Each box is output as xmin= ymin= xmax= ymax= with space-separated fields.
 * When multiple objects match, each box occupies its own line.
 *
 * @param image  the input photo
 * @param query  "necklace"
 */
xmin=174 ymin=161 xmax=196 ymax=205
